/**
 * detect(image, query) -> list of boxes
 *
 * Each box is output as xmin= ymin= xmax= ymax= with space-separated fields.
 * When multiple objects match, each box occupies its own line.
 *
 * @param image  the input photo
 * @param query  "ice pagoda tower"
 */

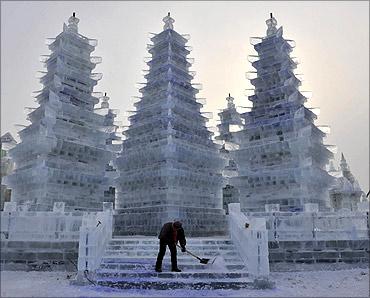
xmin=328 ymin=153 xmax=364 ymax=211
xmin=232 ymin=14 xmax=334 ymax=212
xmin=4 ymin=14 xmax=120 ymax=211
xmin=216 ymin=94 xmax=243 ymax=213
xmin=115 ymin=13 xmax=227 ymax=236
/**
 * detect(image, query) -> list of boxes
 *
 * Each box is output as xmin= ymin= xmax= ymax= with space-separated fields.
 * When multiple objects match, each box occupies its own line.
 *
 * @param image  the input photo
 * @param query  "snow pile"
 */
xmin=207 ymin=256 xmax=228 ymax=272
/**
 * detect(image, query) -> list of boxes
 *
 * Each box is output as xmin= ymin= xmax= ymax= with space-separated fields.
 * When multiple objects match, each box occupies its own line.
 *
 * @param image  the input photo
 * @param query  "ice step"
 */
xmin=96 ymin=236 xmax=250 ymax=290
xmin=97 ymin=279 xmax=255 ymax=290
xmin=104 ymin=250 xmax=239 ymax=257
xmin=100 ymin=263 xmax=246 ymax=271
xmin=109 ymin=239 xmax=233 ymax=245
xmin=101 ymin=256 xmax=243 ymax=264
xmin=96 ymin=271 xmax=250 ymax=279
xmin=107 ymin=244 xmax=236 ymax=250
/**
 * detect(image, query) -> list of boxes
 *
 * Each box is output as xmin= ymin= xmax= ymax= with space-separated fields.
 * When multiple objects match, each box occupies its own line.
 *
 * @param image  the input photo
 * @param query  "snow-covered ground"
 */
xmin=1 ymin=268 xmax=369 ymax=297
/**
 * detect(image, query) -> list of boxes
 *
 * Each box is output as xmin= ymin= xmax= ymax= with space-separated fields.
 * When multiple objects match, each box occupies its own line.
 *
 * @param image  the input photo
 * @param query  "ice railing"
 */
xmin=0 ymin=202 xmax=83 ymax=241
xmin=228 ymin=203 xmax=269 ymax=279
xmin=77 ymin=202 xmax=113 ymax=275
xmin=248 ymin=203 xmax=369 ymax=241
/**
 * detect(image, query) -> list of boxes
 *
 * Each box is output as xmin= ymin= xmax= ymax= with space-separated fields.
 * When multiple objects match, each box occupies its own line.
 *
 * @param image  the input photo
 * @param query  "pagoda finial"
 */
xmin=101 ymin=92 xmax=109 ymax=109
xmin=67 ymin=12 xmax=79 ymax=33
xmin=266 ymin=12 xmax=277 ymax=37
xmin=226 ymin=93 xmax=235 ymax=109
xmin=163 ymin=12 xmax=175 ymax=30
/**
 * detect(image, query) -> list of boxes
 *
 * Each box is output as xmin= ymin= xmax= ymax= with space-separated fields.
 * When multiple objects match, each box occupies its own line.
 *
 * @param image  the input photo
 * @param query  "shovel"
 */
xmin=176 ymin=244 xmax=210 ymax=264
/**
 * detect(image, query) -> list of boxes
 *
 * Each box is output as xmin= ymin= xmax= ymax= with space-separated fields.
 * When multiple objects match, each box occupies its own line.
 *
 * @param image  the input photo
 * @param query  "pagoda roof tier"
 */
xmin=150 ymin=29 xmax=188 ymax=45
xmin=49 ymin=29 xmax=97 ymax=51
xmin=145 ymin=63 xmax=194 ymax=82
xmin=121 ymin=133 xmax=220 ymax=157
xmin=48 ymin=35 xmax=95 ymax=56
xmin=6 ymin=165 xmax=109 ymax=193
xmin=117 ymin=164 xmax=223 ymax=184
xmin=139 ymin=81 xmax=200 ymax=97
xmin=134 ymin=95 xmax=202 ymax=112
xmin=33 ymin=92 xmax=93 ymax=111
xmin=51 ymin=119 xmax=117 ymax=146
xmin=122 ymin=125 xmax=214 ymax=150
xmin=248 ymin=89 xmax=307 ymax=105
xmin=252 ymin=84 xmax=298 ymax=99
xmin=253 ymin=36 xmax=294 ymax=53
xmin=234 ymin=120 xmax=325 ymax=146
xmin=118 ymin=140 xmax=222 ymax=168
xmin=244 ymin=105 xmax=317 ymax=124
xmin=124 ymin=115 xmax=212 ymax=139
xmin=146 ymin=53 xmax=191 ymax=71
xmin=42 ymin=47 xmax=97 ymax=70
xmin=129 ymin=102 xmax=207 ymax=124
xmin=39 ymin=71 xmax=98 ymax=92
xmin=253 ymin=57 xmax=297 ymax=75
xmin=252 ymin=54 xmax=297 ymax=71
xmin=148 ymin=40 xmax=190 ymax=56
xmin=249 ymin=68 xmax=297 ymax=87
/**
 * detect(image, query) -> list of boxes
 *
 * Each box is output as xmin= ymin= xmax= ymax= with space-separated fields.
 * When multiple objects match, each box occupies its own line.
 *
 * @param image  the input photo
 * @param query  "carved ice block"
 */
xmin=265 ymin=204 xmax=280 ymax=212
xmin=357 ymin=201 xmax=369 ymax=212
xmin=3 ymin=202 xmax=17 ymax=212
xmin=53 ymin=202 xmax=65 ymax=213
xmin=304 ymin=203 xmax=319 ymax=213
xmin=103 ymin=202 xmax=113 ymax=212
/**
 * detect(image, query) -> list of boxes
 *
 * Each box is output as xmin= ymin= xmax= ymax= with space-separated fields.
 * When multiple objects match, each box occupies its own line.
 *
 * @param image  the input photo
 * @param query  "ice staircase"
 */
xmin=95 ymin=236 xmax=255 ymax=290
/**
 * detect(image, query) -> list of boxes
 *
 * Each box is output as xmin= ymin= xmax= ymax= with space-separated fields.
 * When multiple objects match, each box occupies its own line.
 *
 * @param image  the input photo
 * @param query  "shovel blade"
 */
xmin=200 ymin=258 xmax=210 ymax=264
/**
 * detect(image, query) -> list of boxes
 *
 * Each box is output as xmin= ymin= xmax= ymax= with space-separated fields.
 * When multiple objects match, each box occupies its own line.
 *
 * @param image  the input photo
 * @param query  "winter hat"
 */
xmin=173 ymin=221 xmax=182 ymax=229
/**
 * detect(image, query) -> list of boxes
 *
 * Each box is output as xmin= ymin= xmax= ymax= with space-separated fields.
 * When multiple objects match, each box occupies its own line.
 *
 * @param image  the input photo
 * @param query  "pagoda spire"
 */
xmin=101 ymin=92 xmax=110 ymax=108
xmin=266 ymin=12 xmax=278 ymax=36
xmin=340 ymin=153 xmax=350 ymax=171
xmin=226 ymin=93 xmax=235 ymax=109
xmin=163 ymin=12 xmax=175 ymax=30
xmin=67 ymin=12 xmax=79 ymax=33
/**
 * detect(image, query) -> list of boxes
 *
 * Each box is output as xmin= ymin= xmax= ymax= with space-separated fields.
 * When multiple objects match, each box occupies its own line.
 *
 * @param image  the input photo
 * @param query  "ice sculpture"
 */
xmin=231 ymin=14 xmax=334 ymax=212
xmin=114 ymin=13 xmax=227 ymax=236
xmin=4 ymin=14 xmax=120 ymax=211
xmin=328 ymin=153 xmax=364 ymax=211
xmin=216 ymin=94 xmax=243 ymax=213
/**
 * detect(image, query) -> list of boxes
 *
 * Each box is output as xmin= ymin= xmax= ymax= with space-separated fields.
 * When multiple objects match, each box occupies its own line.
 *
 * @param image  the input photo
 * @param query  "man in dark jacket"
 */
xmin=155 ymin=221 xmax=186 ymax=272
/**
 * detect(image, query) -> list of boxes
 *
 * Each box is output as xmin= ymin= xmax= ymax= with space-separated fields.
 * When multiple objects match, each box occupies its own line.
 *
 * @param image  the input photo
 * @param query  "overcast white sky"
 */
xmin=1 ymin=1 xmax=369 ymax=191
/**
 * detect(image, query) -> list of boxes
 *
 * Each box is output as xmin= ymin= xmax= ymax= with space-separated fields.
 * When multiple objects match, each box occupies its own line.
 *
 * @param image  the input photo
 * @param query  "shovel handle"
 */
xmin=176 ymin=244 xmax=201 ymax=261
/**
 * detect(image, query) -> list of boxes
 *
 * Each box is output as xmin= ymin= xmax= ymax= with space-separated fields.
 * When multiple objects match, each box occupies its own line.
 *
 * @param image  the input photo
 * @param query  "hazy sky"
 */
xmin=1 ymin=1 xmax=369 ymax=191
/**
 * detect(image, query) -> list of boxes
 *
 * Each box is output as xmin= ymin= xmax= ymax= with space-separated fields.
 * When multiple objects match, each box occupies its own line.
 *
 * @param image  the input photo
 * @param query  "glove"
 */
xmin=181 ymin=246 xmax=186 ymax=252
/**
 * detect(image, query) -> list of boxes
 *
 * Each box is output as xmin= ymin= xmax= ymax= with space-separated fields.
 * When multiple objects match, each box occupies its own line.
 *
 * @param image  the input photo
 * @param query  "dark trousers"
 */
xmin=155 ymin=240 xmax=177 ymax=270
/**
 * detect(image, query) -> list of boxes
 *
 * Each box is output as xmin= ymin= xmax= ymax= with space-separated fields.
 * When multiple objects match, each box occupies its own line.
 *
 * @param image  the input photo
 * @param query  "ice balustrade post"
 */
xmin=228 ymin=203 xmax=270 ymax=283
xmin=75 ymin=202 xmax=113 ymax=284
xmin=1 ymin=202 xmax=17 ymax=240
